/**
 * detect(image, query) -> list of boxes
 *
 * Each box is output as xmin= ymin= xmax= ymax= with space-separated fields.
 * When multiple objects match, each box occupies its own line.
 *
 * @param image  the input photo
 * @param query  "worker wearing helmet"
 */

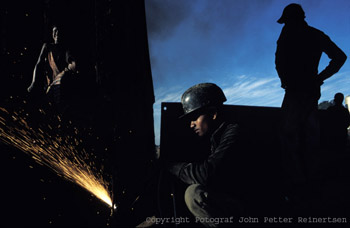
xmin=168 ymin=83 xmax=243 ymax=227
xmin=275 ymin=4 xmax=346 ymax=195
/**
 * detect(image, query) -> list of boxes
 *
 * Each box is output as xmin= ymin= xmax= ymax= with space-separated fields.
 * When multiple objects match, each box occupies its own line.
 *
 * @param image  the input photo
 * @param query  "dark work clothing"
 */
xmin=280 ymin=91 xmax=320 ymax=183
xmin=169 ymin=122 xmax=242 ymax=227
xmin=276 ymin=21 xmax=346 ymax=185
xmin=327 ymin=105 xmax=350 ymax=148
xmin=184 ymin=184 xmax=241 ymax=228
xmin=168 ymin=122 xmax=239 ymax=194
xmin=275 ymin=21 xmax=347 ymax=92
xmin=47 ymin=84 xmax=68 ymax=113
xmin=47 ymin=85 xmax=62 ymax=104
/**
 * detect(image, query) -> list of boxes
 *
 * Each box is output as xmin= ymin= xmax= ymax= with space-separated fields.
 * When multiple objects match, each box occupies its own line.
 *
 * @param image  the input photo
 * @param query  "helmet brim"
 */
xmin=178 ymin=107 xmax=203 ymax=120
xmin=277 ymin=17 xmax=284 ymax=24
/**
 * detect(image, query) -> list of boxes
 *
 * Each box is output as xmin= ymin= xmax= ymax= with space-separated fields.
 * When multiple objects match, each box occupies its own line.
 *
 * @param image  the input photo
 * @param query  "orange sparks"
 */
xmin=0 ymin=107 xmax=113 ymax=207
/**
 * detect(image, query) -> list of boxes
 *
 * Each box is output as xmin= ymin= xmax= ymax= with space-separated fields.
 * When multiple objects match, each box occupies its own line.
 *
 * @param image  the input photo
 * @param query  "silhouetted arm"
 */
xmin=28 ymin=43 xmax=48 ymax=93
xmin=317 ymin=36 xmax=347 ymax=84
xmin=275 ymin=36 xmax=288 ymax=89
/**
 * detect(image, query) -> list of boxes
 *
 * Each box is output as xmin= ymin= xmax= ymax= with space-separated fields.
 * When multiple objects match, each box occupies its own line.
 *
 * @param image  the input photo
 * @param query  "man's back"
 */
xmin=327 ymin=104 xmax=350 ymax=131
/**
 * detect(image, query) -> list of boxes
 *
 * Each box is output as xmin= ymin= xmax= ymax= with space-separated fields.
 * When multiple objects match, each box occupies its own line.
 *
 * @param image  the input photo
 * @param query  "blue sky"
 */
xmin=145 ymin=0 xmax=350 ymax=145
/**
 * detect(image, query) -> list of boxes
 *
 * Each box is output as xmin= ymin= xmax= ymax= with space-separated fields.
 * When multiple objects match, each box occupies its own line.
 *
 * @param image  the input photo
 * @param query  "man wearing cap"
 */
xmin=168 ymin=83 xmax=243 ymax=227
xmin=275 ymin=4 xmax=346 ymax=187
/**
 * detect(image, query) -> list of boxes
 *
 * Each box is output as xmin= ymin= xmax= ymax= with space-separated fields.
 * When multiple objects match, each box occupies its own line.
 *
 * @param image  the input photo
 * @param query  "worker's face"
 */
xmin=190 ymin=114 xmax=213 ymax=137
xmin=52 ymin=27 xmax=59 ymax=43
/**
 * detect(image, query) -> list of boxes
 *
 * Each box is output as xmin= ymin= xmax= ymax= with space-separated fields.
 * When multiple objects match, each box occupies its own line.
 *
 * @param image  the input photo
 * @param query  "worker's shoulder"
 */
xmin=221 ymin=122 xmax=239 ymax=137
xmin=307 ymin=25 xmax=329 ymax=38
xmin=226 ymin=122 xmax=239 ymax=130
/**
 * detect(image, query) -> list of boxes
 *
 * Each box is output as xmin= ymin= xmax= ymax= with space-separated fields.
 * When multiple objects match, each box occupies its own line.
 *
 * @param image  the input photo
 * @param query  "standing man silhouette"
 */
xmin=327 ymin=93 xmax=350 ymax=150
xmin=275 ymin=4 xmax=347 ymax=189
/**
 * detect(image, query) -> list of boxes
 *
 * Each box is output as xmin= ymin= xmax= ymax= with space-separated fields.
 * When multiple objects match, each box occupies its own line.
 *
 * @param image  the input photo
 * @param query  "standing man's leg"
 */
xmin=304 ymin=102 xmax=321 ymax=180
xmin=280 ymin=92 xmax=306 ymax=185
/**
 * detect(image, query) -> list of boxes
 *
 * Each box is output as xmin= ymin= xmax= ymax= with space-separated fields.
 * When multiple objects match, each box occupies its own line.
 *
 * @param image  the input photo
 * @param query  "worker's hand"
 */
xmin=316 ymin=73 xmax=325 ymax=86
xmin=316 ymin=78 xmax=324 ymax=86
xmin=167 ymin=162 xmax=186 ymax=177
xmin=67 ymin=61 xmax=76 ymax=72
xmin=56 ymin=71 xmax=66 ymax=81
xmin=280 ymin=78 xmax=287 ymax=89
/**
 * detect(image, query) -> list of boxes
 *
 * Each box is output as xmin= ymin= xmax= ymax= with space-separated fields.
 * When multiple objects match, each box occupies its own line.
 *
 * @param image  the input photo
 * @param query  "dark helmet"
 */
xmin=277 ymin=3 xmax=305 ymax=24
xmin=180 ymin=83 xmax=226 ymax=119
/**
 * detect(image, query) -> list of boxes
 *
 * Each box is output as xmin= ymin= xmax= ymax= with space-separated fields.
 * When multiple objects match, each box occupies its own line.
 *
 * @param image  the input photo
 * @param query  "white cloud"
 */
xmin=221 ymin=75 xmax=283 ymax=107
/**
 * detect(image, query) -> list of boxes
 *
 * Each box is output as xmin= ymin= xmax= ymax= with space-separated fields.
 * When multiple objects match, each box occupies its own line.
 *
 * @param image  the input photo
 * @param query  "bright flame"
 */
xmin=0 ymin=106 xmax=113 ymax=207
